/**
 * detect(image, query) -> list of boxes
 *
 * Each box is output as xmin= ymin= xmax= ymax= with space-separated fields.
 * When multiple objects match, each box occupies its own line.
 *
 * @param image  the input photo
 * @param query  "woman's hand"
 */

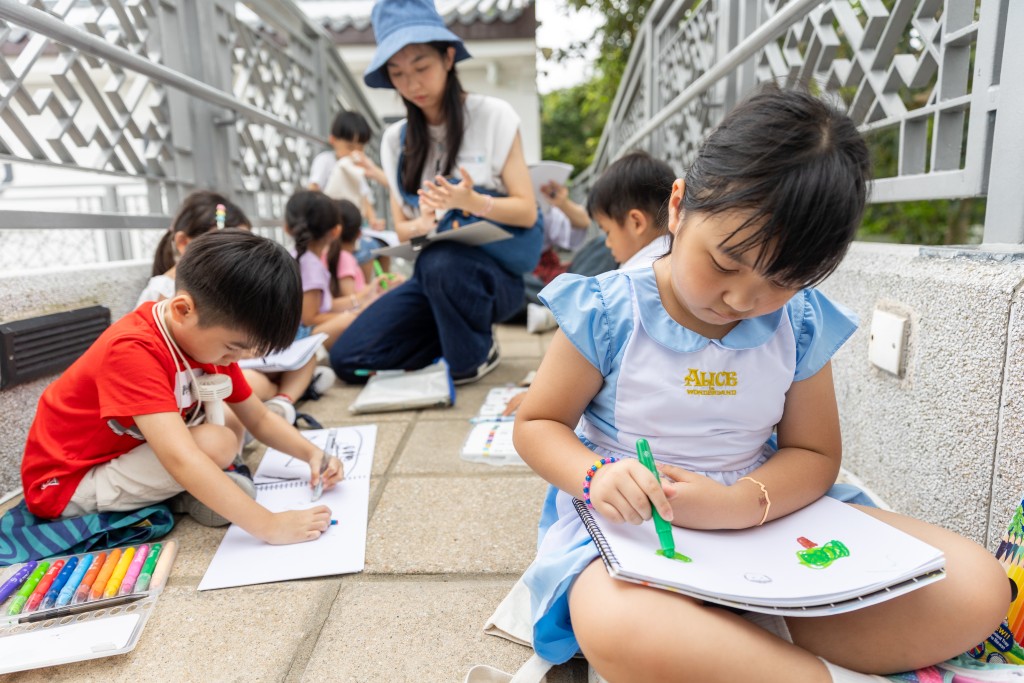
xmin=589 ymin=459 xmax=676 ymax=525
xmin=540 ymin=180 xmax=569 ymax=208
xmin=419 ymin=166 xmax=477 ymax=213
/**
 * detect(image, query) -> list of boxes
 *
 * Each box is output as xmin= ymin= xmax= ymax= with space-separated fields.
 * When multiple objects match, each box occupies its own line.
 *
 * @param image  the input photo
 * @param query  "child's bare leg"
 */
xmin=315 ymin=311 xmax=357 ymax=348
xmin=243 ymin=369 xmax=280 ymax=401
xmin=277 ymin=358 xmax=317 ymax=401
xmin=786 ymin=505 xmax=1009 ymax=674
xmin=188 ymin=423 xmax=239 ymax=470
xmin=569 ymin=560 xmax=830 ymax=683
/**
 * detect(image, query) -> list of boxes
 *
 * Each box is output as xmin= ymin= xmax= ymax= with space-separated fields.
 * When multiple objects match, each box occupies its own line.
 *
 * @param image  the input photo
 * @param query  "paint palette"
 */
xmin=0 ymin=541 xmax=177 ymax=673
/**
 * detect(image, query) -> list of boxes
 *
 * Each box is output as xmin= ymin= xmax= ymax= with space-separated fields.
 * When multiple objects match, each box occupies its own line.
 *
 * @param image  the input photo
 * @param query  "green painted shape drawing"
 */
xmin=656 ymin=549 xmax=692 ymax=563
xmin=796 ymin=540 xmax=849 ymax=569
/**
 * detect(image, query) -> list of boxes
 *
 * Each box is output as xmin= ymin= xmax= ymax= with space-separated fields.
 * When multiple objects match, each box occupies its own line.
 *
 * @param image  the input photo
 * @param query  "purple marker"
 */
xmin=0 ymin=561 xmax=38 ymax=604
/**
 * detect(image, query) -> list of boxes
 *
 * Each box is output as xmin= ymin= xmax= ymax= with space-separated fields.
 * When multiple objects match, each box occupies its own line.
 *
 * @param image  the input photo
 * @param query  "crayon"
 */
xmin=118 ymin=544 xmax=150 ymax=596
xmin=73 ymin=551 xmax=106 ymax=604
xmin=133 ymin=544 xmax=162 ymax=593
xmin=23 ymin=560 xmax=64 ymax=613
xmin=103 ymin=547 xmax=135 ymax=598
xmin=149 ymin=540 xmax=177 ymax=592
xmin=89 ymin=548 xmax=121 ymax=601
xmin=6 ymin=562 xmax=48 ymax=615
xmin=40 ymin=556 xmax=78 ymax=610
xmin=0 ymin=561 xmax=37 ymax=604
xmin=57 ymin=553 xmax=94 ymax=607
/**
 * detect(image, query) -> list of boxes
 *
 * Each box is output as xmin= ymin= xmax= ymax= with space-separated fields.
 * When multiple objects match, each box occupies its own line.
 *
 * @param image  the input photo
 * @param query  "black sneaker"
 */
xmin=452 ymin=341 xmax=501 ymax=386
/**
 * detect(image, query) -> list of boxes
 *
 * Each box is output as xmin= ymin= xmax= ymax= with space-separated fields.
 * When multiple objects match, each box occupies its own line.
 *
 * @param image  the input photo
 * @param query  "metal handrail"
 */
xmin=0 ymin=0 xmax=325 ymax=146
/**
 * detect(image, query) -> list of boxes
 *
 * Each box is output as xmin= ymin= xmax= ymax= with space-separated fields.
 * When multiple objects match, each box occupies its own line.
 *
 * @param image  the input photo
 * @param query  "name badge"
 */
xmin=174 ymin=369 xmax=206 ymax=410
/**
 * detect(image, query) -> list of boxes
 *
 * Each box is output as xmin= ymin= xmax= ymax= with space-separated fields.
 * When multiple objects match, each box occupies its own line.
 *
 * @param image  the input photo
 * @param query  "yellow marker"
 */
xmin=103 ymin=546 xmax=135 ymax=598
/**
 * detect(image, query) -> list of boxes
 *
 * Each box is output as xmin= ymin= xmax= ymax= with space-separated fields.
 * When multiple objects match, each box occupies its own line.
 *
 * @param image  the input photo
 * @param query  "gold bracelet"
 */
xmin=738 ymin=476 xmax=771 ymax=526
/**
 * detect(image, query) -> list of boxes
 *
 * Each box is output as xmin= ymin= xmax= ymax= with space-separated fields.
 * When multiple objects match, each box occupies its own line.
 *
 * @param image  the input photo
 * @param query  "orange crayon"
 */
xmin=73 ymin=551 xmax=106 ymax=604
xmin=89 ymin=548 xmax=122 ymax=601
xmin=103 ymin=546 xmax=135 ymax=598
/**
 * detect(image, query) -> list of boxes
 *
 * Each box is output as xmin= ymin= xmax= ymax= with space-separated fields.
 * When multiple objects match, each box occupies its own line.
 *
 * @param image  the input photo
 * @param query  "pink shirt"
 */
xmin=326 ymin=249 xmax=366 ymax=293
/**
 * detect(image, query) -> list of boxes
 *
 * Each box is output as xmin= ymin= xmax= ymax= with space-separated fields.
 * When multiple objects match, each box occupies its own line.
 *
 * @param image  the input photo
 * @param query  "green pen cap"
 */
xmin=636 ymin=439 xmax=675 ymax=556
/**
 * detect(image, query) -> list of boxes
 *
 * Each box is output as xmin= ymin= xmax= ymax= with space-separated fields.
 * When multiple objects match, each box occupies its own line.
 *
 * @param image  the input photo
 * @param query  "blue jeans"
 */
xmin=329 ymin=242 xmax=524 ymax=382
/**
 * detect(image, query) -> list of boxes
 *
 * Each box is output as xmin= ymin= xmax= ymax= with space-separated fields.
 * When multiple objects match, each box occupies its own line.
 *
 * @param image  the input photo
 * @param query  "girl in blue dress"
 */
xmin=513 ymin=87 xmax=1009 ymax=683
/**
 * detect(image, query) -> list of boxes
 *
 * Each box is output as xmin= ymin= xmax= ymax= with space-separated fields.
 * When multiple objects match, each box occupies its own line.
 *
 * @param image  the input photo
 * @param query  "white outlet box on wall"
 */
xmin=868 ymin=309 xmax=908 ymax=376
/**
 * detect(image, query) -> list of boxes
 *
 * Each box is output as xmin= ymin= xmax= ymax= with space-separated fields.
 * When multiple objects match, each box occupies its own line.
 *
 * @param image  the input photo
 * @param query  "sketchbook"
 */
xmin=460 ymin=387 xmax=529 ymax=466
xmin=197 ymin=426 xmax=375 ymax=591
xmin=370 ymin=221 xmax=511 ymax=261
xmin=576 ymin=495 xmax=946 ymax=616
xmin=238 ymin=333 xmax=328 ymax=373
xmin=528 ymin=161 xmax=574 ymax=204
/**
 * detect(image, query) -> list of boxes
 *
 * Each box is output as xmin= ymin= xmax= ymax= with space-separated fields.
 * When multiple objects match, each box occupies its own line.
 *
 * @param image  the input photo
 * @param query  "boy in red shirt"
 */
xmin=21 ymin=230 xmax=342 ymax=545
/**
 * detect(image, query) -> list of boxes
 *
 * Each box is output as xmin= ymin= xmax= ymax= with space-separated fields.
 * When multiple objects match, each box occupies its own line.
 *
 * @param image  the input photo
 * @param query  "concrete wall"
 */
xmin=822 ymin=243 xmax=1024 ymax=548
xmin=0 ymin=260 xmax=150 ymax=497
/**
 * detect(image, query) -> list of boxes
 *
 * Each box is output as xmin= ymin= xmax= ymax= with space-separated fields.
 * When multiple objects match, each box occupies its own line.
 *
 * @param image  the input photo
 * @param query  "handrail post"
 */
xmin=982 ymin=0 xmax=1024 ymax=244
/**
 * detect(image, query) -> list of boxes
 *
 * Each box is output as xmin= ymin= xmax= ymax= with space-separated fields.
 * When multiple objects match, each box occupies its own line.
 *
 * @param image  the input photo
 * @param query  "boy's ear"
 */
xmin=166 ymin=293 xmax=196 ymax=323
xmin=627 ymin=208 xmax=650 ymax=236
xmin=667 ymin=178 xmax=686 ymax=236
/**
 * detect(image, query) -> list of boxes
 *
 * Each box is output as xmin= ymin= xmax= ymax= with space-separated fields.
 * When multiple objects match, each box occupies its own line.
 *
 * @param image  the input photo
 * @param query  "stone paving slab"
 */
xmin=8 ymin=580 xmax=338 ymax=683
xmin=298 ymin=577 xmax=585 ymax=683
xmin=364 ymin=475 xmax=548 ymax=575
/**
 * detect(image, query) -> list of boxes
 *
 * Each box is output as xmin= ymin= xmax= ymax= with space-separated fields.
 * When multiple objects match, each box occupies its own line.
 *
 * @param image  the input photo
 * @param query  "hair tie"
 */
xmin=215 ymin=204 xmax=226 ymax=230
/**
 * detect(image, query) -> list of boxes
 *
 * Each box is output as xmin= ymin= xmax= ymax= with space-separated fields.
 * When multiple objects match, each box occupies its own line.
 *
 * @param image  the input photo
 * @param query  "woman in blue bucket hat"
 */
xmin=329 ymin=0 xmax=543 ymax=385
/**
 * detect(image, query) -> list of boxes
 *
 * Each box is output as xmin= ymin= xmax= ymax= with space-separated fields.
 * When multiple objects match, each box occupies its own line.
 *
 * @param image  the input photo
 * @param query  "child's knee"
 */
xmin=190 ymin=423 xmax=238 ymax=468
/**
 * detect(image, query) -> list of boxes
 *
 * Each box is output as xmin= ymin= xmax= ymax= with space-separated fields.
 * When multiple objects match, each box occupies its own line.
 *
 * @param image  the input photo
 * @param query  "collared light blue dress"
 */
xmin=523 ymin=267 xmax=868 ymax=663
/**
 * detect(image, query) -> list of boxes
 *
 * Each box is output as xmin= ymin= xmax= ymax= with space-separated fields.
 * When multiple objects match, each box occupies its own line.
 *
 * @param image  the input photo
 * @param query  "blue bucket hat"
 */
xmin=363 ymin=0 xmax=472 ymax=89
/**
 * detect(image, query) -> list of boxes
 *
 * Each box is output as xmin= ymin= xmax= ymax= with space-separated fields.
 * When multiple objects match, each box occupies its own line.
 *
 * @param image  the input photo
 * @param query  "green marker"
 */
xmin=636 ymin=439 xmax=676 ymax=558
xmin=7 ymin=561 xmax=49 ymax=615
xmin=372 ymin=260 xmax=390 ymax=290
xmin=134 ymin=543 xmax=163 ymax=593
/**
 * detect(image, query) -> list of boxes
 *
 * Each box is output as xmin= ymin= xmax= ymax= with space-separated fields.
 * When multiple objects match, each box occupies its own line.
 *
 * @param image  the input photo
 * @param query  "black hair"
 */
xmin=152 ymin=190 xmax=250 ymax=276
xmin=682 ymin=84 xmax=871 ymax=288
xmin=586 ymin=151 xmax=676 ymax=230
xmin=176 ymin=229 xmax=301 ymax=355
xmin=284 ymin=190 xmax=340 ymax=260
xmin=394 ymin=42 xmax=466 ymax=196
xmin=325 ymin=199 xmax=363 ymax=297
xmin=330 ymin=110 xmax=372 ymax=144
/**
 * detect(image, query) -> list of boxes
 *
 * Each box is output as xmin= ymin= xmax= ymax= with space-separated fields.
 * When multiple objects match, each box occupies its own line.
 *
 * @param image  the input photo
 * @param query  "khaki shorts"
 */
xmin=61 ymin=441 xmax=185 ymax=517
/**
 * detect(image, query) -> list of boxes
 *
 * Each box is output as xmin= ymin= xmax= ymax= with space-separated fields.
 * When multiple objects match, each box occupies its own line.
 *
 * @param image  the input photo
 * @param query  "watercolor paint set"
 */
xmin=0 ymin=540 xmax=178 ymax=674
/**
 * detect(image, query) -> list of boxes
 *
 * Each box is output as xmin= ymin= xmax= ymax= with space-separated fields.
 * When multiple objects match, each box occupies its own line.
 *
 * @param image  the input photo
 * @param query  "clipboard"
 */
xmin=371 ymin=221 xmax=512 ymax=261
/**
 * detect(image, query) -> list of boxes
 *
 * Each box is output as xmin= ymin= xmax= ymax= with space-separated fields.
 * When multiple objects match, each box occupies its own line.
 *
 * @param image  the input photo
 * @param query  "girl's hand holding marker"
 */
xmin=587 ymin=455 xmax=676 ymax=527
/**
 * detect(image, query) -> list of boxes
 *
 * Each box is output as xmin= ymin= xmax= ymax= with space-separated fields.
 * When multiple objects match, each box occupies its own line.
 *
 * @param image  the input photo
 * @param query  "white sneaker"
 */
xmin=310 ymin=366 xmax=337 ymax=395
xmin=264 ymin=396 xmax=296 ymax=425
xmin=526 ymin=303 xmax=557 ymax=334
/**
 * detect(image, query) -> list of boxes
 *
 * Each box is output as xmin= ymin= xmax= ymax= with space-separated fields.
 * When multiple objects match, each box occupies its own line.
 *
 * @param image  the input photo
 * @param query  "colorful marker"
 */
xmin=330 ymin=519 xmax=338 ymax=525
xmin=313 ymin=431 xmax=336 ymax=502
xmin=73 ymin=551 xmax=106 ymax=604
xmin=636 ymin=439 xmax=677 ymax=559
xmin=40 ymin=555 xmax=78 ymax=610
xmin=23 ymin=560 xmax=64 ymax=613
xmin=468 ymin=415 xmax=516 ymax=424
xmin=0 ymin=561 xmax=37 ymax=604
xmin=118 ymin=544 xmax=150 ymax=596
xmin=103 ymin=546 xmax=135 ymax=598
xmin=372 ymin=260 xmax=396 ymax=290
xmin=7 ymin=562 xmax=49 ymax=615
xmin=133 ymin=544 xmax=163 ymax=593
xmin=149 ymin=540 xmax=177 ymax=592
xmin=56 ymin=553 xmax=94 ymax=607
xmin=89 ymin=549 xmax=121 ymax=601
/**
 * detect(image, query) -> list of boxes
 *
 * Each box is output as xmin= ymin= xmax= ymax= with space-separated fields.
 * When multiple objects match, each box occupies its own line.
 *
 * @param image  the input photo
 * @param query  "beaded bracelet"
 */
xmin=583 ymin=456 xmax=619 ymax=508
xmin=738 ymin=476 xmax=771 ymax=526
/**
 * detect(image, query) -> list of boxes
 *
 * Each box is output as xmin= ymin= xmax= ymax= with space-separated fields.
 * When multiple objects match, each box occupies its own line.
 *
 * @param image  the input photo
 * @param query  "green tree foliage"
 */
xmin=540 ymin=1 xmax=651 ymax=170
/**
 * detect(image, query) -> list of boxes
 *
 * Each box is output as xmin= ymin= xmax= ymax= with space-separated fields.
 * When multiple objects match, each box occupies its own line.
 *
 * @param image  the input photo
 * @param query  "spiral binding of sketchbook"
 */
xmin=573 ymin=495 xmax=946 ymax=616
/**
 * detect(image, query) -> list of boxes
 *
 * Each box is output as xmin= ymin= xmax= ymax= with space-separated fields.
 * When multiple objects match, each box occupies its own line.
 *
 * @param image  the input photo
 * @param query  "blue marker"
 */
xmin=40 ymin=555 xmax=78 ymax=610
xmin=0 ymin=561 xmax=37 ymax=604
xmin=56 ymin=554 xmax=93 ymax=607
